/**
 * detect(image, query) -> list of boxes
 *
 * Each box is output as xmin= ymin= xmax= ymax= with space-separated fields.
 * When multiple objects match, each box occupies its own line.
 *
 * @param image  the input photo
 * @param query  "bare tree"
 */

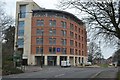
xmin=88 ymin=42 xmax=99 ymax=63
xmin=57 ymin=0 xmax=120 ymax=45
xmin=0 ymin=2 xmax=14 ymax=41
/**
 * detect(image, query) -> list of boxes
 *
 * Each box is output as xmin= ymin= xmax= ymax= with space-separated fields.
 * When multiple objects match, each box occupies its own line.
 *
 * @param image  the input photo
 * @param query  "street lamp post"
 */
xmin=41 ymin=30 xmax=44 ymax=68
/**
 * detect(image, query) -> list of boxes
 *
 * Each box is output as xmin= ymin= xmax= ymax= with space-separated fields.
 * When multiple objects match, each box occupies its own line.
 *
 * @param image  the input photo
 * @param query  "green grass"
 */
xmin=98 ymin=64 xmax=108 ymax=68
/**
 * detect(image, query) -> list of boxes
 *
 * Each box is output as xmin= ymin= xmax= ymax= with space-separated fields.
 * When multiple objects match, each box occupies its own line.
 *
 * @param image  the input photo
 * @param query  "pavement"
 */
xmin=23 ymin=66 xmax=42 ymax=73
xmin=93 ymin=67 xmax=119 ymax=78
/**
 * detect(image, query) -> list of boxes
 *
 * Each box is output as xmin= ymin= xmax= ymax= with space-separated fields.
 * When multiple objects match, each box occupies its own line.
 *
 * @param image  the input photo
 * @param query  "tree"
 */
xmin=0 ymin=1 xmax=13 ymax=41
xmin=58 ymin=0 xmax=120 ymax=44
xmin=88 ymin=42 xmax=99 ymax=63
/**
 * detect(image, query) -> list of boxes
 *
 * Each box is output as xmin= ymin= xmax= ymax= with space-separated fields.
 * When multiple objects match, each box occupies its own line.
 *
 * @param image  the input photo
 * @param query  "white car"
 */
xmin=61 ymin=60 xmax=71 ymax=67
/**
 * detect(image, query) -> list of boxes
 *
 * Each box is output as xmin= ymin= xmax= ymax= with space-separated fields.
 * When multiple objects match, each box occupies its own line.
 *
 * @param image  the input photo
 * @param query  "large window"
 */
xmin=61 ymin=21 xmax=66 ymax=28
xmin=18 ymin=30 xmax=24 ymax=36
xmin=61 ymin=30 xmax=67 ymax=37
xmin=36 ymin=47 xmax=43 ymax=54
xmin=36 ymin=29 xmax=44 ymax=36
xmin=75 ymin=41 xmax=77 ymax=47
xmin=49 ymin=47 xmax=56 ymax=54
xmin=36 ymin=20 xmax=44 ymax=26
xmin=75 ymin=49 xmax=78 ymax=55
xmin=70 ymin=48 xmax=74 ymax=55
xmin=61 ymin=39 xmax=66 ymax=46
xmin=49 ymin=38 xmax=56 ymax=45
xmin=36 ymin=38 xmax=43 ymax=45
xmin=49 ymin=20 xmax=56 ymax=27
xmin=62 ymin=48 xmax=67 ymax=54
xmin=20 ymin=5 xmax=26 ymax=18
xmin=18 ymin=21 xmax=25 ymax=29
xmin=70 ymin=40 xmax=74 ymax=46
xmin=49 ymin=29 xmax=56 ymax=36
xmin=17 ymin=38 xmax=24 ymax=47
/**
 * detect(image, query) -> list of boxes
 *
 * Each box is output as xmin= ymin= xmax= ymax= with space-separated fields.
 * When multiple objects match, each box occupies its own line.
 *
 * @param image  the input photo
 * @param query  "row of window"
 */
xmin=36 ymin=38 xmax=84 ymax=48
xmin=35 ymin=20 xmax=83 ymax=33
xmin=36 ymin=47 xmax=84 ymax=55
xmin=36 ymin=29 xmax=84 ymax=40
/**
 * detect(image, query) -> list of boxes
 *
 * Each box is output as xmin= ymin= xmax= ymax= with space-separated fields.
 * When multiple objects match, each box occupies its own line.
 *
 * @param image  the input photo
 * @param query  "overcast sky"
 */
xmin=3 ymin=0 xmax=117 ymax=59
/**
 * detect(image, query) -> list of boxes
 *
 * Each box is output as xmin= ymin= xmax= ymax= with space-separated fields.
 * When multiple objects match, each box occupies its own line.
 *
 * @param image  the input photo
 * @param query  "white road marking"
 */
xmin=54 ymin=74 xmax=65 ymax=77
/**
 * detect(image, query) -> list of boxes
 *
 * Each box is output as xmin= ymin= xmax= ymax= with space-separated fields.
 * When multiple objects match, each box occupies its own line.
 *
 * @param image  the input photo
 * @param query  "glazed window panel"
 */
xmin=36 ymin=20 xmax=44 ymax=26
xmin=61 ymin=30 xmax=67 ymax=36
xmin=70 ymin=48 xmax=74 ymax=55
xmin=18 ymin=21 xmax=25 ymax=30
xmin=17 ymin=38 xmax=24 ymax=48
xmin=36 ymin=38 xmax=43 ymax=45
xmin=70 ymin=31 xmax=74 ymax=38
xmin=70 ymin=40 xmax=74 ymax=46
xmin=61 ymin=39 xmax=67 ymax=46
xmin=49 ymin=20 xmax=56 ymax=27
xmin=62 ymin=48 xmax=67 ymax=54
xmin=61 ymin=21 xmax=66 ymax=28
xmin=36 ymin=29 xmax=44 ymax=35
xmin=18 ymin=30 xmax=24 ymax=36
xmin=19 ymin=5 xmax=26 ymax=18
xmin=36 ymin=47 xmax=43 ymax=54
xmin=70 ymin=23 xmax=74 ymax=30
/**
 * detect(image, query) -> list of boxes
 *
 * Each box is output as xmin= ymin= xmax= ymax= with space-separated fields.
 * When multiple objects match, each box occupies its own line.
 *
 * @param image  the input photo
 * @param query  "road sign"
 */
xmin=57 ymin=48 xmax=60 ymax=52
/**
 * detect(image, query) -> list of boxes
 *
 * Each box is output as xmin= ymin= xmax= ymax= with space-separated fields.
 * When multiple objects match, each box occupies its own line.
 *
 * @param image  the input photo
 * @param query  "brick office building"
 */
xmin=15 ymin=0 xmax=87 ymax=66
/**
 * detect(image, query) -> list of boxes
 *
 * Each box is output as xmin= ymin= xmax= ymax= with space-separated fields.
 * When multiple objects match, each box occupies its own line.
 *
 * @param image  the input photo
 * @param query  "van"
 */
xmin=61 ymin=60 xmax=71 ymax=67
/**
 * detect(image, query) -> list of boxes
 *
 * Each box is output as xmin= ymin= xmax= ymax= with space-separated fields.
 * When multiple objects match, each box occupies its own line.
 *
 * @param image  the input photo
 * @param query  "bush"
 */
xmin=2 ymin=66 xmax=23 ymax=75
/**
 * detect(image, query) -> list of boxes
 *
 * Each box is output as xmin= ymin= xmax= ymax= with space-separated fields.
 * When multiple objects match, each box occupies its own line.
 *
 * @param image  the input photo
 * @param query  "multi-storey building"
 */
xmin=15 ymin=0 xmax=87 ymax=66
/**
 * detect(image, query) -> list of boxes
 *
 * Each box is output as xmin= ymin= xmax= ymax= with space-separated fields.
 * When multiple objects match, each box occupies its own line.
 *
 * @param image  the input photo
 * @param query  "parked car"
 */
xmin=85 ymin=62 xmax=92 ymax=66
xmin=61 ymin=60 xmax=71 ymax=67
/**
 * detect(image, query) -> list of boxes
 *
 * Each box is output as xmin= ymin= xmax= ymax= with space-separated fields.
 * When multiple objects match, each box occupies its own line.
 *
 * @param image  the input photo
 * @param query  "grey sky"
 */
xmin=3 ymin=0 xmax=116 ymax=59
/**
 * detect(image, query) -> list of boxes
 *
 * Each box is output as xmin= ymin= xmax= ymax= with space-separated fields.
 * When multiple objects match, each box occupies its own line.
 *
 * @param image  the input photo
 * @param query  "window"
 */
xmin=75 ymin=34 xmax=77 ymax=39
xmin=79 ymin=28 xmax=80 ymax=33
xmin=82 ymin=37 xmax=83 ymax=41
xmin=75 ymin=26 xmax=77 ymax=32
xmin=70 ymin=23 xmax=74 ymax=30
xmin=79 ymin=43 xmax=81 ymax=48
xmin=17 ymin=38 xmax=24 ymax=47
xmin=49 ymin=38 xmax=56 ymax=45
xmin=70 ymin=31 xmax=74 ymax=38
xmin=18 ymin=21 xmax=25 ymax=29
xmin=36 ymin=29 xmax=44 ymax=35
xmin=70 ymin=48 xmax=74 ymax=55
xmin=36 ymin=20 xmax=44 ymax=26
xmin=82 ymin=30 xmax=83 ymax=34
xmin=36 ymin=38 xmax=43 ymax=45
xmin=79 ymin=50 xmax=81 ymax=55
xmin=61 ymin=21 xmax=66 ymax=28
xmin=61 ymin=39 xmax=66 ymax=46
xmin=49 ymin=20 xmax=56 ymax=27
xmin=75 ymin=41 xmax=77 ymax=47
xmin=18 ymin=30 xmax=24 ymax=36
xmin=36 ymin=47 xmax=43 ymax=54
xmin=75 ymin=49 xmax=77 ymax=55
xmin=61 ymin=30 xmax=67 ymax=36
xmin=49 ymin=47 xmax=56 ymax=54
xmin=79 ymin=35 xmax=80 ymax=40
xmin=70 ymin=40 xmax=74 ymax=46
xmin=20 ymin=5 xmax=26 ymax=18
xmin=49 ymin=29 xmax=56 ymax=36
xmin=62 ymin=48 xmax=67 ymax=54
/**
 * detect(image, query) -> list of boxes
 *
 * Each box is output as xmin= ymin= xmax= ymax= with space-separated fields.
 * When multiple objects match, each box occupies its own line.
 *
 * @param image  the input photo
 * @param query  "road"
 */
xmin=2 ymin=66 xmax=118 ymax=79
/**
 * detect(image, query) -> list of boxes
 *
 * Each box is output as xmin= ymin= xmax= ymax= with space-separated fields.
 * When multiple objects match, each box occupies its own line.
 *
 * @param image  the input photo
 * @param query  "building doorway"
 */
xmin=35 ymin=56 xmax=44 ymax=66
xmin=47 ymin=56 xmax=57 ymax=66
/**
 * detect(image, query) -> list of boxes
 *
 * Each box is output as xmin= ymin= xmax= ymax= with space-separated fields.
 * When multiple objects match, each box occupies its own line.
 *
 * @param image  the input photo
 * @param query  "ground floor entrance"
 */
xmin=31 ymin=55 xmax=87 ymax=66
